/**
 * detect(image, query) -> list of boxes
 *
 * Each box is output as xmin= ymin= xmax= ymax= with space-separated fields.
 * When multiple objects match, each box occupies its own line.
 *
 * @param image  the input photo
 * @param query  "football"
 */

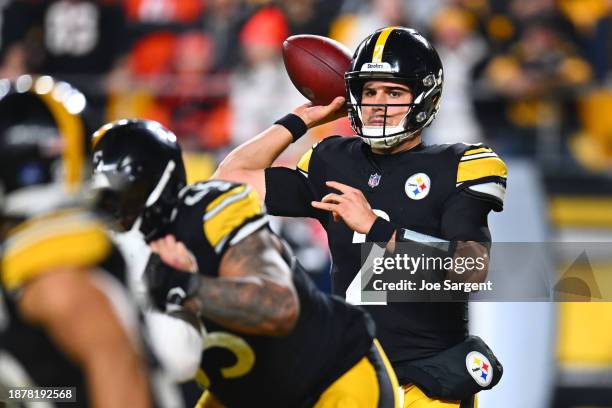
xmin=282 ymin=34 xmax=352 ymax=106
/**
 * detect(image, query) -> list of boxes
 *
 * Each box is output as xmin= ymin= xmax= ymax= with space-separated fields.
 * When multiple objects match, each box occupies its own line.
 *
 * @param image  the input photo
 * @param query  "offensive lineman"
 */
xmin=90 ymin=119 xmax=400 ymax=407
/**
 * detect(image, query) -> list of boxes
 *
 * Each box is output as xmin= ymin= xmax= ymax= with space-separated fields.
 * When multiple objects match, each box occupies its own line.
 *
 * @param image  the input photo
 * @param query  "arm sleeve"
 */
xmin=264 ymin=143 xmax=328 ymax=222
xmin=441 ymin=191 xmax=492 ymax=244
xmin=264 ymin=167 xmax=326 ymax=221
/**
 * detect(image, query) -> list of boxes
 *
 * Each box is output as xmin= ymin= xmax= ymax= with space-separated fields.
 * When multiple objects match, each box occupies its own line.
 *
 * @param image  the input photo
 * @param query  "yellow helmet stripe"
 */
xmin=38 ymin=92 xmax=85 ymax=191
xmin=91 ymin=121 xmax=115 ymax=149
xmin=372 ymin=27 xmax=397 ymax=63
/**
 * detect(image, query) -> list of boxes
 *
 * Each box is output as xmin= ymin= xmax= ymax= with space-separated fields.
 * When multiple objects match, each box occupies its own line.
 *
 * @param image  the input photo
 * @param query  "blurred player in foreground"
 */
xmin=0 ymin=76 xmax=180 ymax=408
xmin=214 ymin=27 xmax=506 ymax=407
xmin=91 ymin=118 xmax=400 ymax=407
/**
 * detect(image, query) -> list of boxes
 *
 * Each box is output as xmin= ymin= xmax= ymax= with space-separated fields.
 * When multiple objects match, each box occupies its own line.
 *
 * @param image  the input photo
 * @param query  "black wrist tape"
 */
xmin=366 ymin=217 xmax=396 ymax=244
xmin=274 ymin=113 xmax=308 ymax=142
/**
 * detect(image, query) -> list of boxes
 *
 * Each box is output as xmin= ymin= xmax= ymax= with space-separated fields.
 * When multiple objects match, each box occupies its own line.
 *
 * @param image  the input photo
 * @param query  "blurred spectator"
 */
xmin=201 ymin=0 xmax=251 ymax=73
xmin=277 ymin=0 xmax=343 ymax=36
xmin=229 ymin=5 xmax=305 ymax=146
xmin=155 ymin=31 xmax=231 ymax=151
xmin=508 ymin=0 xmax=557 ymax=21
xmin=124 ymin=0 xmax=204 ymax=23
xmin=426 ymin=6 xmax=487 ymax=145
xmin=558 ymin=0 xmax=610 ymax=34
xmin=478 ymin=17 xmax=592 ymax=155
xmin=569 ymin=88 xmax=612 ymax=171
xmin=119 ymin=0 xmax=205 ymax=77
xmin=0 ymin=0 xmax=128 ymax=115
xmin=329 ymin=0 xmax=412 ymax=51
xmin=106 ymin=0 xmax=233 ymax=151
xmin=584 ymin=0 xmax=612 ymax=83
xmin=508 ymin=0 xmax=579 ymax=44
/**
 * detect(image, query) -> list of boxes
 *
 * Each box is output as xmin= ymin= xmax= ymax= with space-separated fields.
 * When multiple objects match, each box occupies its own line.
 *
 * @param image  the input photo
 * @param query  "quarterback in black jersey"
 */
xmin=91 ymin=119 xmax=400 ymax=408
xmin=215 ymin=27 xmax=506 ymax=407
xmin=0 ymin=78 xmax=163 ymax=408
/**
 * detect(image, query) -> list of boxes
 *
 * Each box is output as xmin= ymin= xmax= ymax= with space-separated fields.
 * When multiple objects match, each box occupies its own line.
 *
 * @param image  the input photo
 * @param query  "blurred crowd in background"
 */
xmin=3 ymin=0 xmax=612 ymax=165
xmin=1 ymin=0 xmax=612 ymax=407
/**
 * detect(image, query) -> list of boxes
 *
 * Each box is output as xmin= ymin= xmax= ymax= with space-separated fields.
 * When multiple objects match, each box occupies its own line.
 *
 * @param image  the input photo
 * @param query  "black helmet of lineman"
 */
xmin=91 ymin=119 xmax=186 ymax=241
xmin=0 ymin=75 xmax=89 ymax=225
xmin=345 ymin=27 xmax=443 ymax=149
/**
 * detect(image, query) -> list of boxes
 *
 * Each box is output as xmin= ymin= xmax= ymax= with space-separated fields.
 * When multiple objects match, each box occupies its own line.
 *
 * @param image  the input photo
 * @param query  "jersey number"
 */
xmin=346 ymin=209 xmax=390 ymax=305
xmin=195 ymin=332 xmax=255 ymax=388
xmin=181 ymin=181 xmax=233 ymax=207
xmin=45 ymin=2 xmax=99 ymax=56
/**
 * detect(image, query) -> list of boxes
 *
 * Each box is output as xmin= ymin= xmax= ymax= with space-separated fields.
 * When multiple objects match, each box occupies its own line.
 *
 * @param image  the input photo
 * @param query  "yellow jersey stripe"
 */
xmin=457 ymin=156 xmax=507 ymax=183
xmin=464 ymin=147 xmax=493 ymax=156
xmin=2 ymin=222 xmax=110 ymax=290
xmin=204 ymin=188 xmax=263 ymax=248
xmin=206 ymin=185 xmax=247 ymax=216
xmin=297 ymin=148 xmax=314 ymax=174
xmin=6 ymin=210 xmax=100 ymax=252
xmin=372 ymin=27 xmax=397 ymax=63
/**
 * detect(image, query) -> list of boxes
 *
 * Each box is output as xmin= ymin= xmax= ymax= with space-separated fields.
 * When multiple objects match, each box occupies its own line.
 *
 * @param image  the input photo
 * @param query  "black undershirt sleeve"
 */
xmin=440 ymin=191 xmax=492 ymax=244
xmin=264 ymin=167 xmax=327 ymax=222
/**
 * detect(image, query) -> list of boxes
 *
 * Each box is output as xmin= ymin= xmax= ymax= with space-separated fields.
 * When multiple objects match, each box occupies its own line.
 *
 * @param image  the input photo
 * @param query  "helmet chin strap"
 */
xmin=359 ymin=113 xmax=418 ymax=149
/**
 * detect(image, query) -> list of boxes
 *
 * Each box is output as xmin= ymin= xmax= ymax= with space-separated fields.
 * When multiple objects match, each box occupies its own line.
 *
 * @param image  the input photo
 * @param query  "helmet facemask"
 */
xmin=346 ymin=73 xmax=442 ymax=149
xmin=92 ymin=157 xmax=184 ymax=242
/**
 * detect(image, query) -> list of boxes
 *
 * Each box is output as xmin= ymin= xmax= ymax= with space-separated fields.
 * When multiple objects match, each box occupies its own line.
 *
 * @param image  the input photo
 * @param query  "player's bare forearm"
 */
xmin=213 ymin=97 xmax=346 ymax=192
xmin=215 ymin=125 xmax=293 ymax=174
xmin=19 ymin=269 xmax=152 ymax=408
xmin=385 ymin=231 xmax=397 ymax=253
xmin=445 ymin=241 xmax=489 ymax=284
xmin=186 ymin=230 xmax=299 ymax=336
xmin=187 ymin=275 xmax=298 ymax=336
xmin=379 ymin=231 xmax=489 ymax=283
xmin=212 ymin=125 xmax=293 ymax=198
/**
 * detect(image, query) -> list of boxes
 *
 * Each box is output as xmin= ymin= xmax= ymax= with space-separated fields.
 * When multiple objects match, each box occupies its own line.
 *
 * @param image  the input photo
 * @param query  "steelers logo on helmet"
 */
xmin=405 ymin=173 xmax=430 ymax=200
xmin=345 ymin=27 xmax=443 ymax=149
xmin=465 ymin=351 xmax=493 ymax=387
xmin=0 ymin=75 xmax=88 ymax=220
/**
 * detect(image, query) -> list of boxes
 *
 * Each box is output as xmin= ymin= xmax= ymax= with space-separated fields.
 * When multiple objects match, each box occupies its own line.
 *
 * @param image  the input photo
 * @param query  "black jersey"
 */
xmin=264 ymin=136 xmax=507 ymax=378
xmin=0 ymin=209 xmax=126 ymax=406
xmin=167 ymin=180 xmax=376 ymax=407
xmin=0 ymin=209 xmax=178 ymax=408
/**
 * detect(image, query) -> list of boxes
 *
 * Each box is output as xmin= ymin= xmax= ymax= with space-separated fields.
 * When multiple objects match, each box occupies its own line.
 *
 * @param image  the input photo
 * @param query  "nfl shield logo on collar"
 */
xmin=368 ymin=173 xmax=381 ymax=188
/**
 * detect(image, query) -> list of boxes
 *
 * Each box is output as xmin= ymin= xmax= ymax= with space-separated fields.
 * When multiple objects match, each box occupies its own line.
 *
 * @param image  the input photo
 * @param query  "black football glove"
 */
xmin=144 ymin=253 xmax=201 ymax=311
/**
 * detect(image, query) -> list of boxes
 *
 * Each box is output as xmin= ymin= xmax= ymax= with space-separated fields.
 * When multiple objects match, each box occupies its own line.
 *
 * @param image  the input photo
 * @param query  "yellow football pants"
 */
xmin=197 ymin=339 xmax=400 ymax=408
xmin=401 ymin=384 xmax=478 ymax=408
xmin=314 ymin=339 xmax=400 ymax=408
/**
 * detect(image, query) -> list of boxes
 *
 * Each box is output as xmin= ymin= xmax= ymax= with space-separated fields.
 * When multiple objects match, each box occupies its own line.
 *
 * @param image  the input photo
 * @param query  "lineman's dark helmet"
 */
xmin=91 ymin=119 xmax=186 ymax=240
